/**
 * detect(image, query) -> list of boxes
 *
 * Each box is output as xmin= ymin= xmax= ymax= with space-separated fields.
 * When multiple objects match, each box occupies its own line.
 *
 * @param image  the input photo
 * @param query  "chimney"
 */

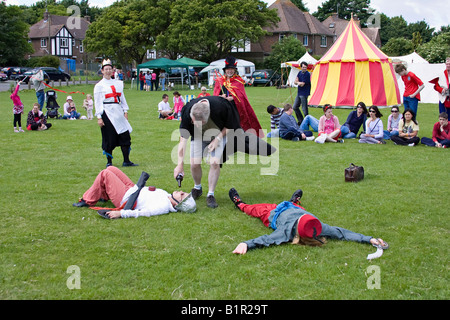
xmin=44 ymin=11 xmax=49 ymax=21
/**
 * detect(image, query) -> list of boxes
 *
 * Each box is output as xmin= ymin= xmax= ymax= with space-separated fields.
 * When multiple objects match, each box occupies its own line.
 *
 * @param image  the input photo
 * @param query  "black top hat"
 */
xmin=223 ymin=56 xmax=238 ymax=71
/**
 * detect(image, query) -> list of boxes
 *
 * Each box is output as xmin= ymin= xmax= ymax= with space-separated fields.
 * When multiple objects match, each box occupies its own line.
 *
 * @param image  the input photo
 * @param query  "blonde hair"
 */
xmin=292 ymin=228 xmax=327 ymax=247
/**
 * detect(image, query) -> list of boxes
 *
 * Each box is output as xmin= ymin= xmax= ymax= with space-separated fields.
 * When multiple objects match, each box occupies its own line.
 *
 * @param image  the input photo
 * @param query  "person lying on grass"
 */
xmin=228 ymin=188 xmax=388 ymax=255
xmin=73 ymin=166 xmax=196 ymax=218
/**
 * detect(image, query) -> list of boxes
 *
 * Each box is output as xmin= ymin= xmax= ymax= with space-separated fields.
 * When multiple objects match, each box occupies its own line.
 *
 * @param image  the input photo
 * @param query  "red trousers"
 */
xmin=238 ymin=202 xmax=305 ymax=227
xmin=82 ymin=166 xmax=134 ymax=207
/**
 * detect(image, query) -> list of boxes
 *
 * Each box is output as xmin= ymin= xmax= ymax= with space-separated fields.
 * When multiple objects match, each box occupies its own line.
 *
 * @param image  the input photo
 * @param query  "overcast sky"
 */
xmin=5 ymin=0 xmax=448 ymax=30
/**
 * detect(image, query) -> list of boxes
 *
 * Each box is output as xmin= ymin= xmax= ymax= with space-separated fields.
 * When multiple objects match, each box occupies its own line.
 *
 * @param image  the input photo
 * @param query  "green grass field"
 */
xmin=0 ymin=83 xmax=448 ymax=300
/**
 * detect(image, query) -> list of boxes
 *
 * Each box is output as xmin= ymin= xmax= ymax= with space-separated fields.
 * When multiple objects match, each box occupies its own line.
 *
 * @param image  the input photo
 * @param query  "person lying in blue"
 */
xmin=229 ymin=188 xmax=388 ymax=255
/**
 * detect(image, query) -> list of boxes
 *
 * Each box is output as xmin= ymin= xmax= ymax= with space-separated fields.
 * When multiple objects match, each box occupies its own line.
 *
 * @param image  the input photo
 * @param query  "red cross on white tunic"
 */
xmin=105 ymin=85 xmax=121 ymax=103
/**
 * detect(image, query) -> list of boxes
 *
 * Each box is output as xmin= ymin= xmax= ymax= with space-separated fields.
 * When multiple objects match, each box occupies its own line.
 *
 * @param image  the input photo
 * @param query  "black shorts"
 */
xmin=101 ymin=113 xmax=131 ymax=151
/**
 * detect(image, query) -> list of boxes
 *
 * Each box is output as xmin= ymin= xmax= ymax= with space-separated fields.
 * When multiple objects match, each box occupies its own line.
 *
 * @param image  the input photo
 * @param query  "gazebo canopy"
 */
xmin=176 ymin=57 xmax=208 ymax=67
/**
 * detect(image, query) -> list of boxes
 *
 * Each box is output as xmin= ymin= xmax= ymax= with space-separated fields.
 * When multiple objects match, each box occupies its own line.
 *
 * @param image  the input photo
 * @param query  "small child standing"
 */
xmin=10 ymin=82 xmax=24 ymax=132
xmin=83 ymin=94 xmax=94 ymax=120
xmin=173 ymin=91 xmax=185 ymax=120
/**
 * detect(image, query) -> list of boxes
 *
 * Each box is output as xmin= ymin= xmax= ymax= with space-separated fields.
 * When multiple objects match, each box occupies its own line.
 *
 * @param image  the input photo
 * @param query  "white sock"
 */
xmin=194 ymin=184 xmax=202 ymax=190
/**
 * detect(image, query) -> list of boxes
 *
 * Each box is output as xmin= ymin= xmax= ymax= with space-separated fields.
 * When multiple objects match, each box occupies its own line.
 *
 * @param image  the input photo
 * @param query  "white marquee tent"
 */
xmin=391 ymin=52 xmax=446 ymax=104
xmin=282 ymin=52 xmax=318 ymax=87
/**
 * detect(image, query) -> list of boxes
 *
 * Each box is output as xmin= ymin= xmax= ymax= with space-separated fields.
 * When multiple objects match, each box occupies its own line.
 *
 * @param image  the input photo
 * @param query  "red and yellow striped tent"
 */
xmin=309 ymin=18 xmax=401 ymax=107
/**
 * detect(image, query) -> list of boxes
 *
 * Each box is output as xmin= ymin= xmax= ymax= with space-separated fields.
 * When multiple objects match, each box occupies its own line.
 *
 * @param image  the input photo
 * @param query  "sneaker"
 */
xmin=229 ymin=188 xmax=244 ymax=208
xmin=292 ymin=137 xmax=300 ymax=141
xmin=306 ymin=136 xmax=315 ymax=141
xmin=191 ymin=187 xmax=203 ymax=200
xmin=122 ymin=161 xmax=139 ymax=167
xmin=73 ymin=199 xmax=89 ymax=207
xmin=408 ymin=143 xmax=415 ymax=147
xmin=289 ymin=189 xmax=303 ymax=204
xmin=14 ymin=129 xmax=19 ymax=133
xmin=18 ymin=128 xmax=24 ymax=132
xmin=206 ymin=195 xmax=218 ymax=208
xmin=338 ymin=139 xmax=344 ymax=143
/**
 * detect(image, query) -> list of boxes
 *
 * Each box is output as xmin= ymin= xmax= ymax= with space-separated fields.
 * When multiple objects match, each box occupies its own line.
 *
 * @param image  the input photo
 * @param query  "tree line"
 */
xmin=1 ymin=0 xmax=448 ymax=68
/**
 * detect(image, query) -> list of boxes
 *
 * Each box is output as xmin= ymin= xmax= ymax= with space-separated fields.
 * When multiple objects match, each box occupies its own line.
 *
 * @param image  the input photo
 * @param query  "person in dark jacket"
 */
xmin=292 ymin=62 xmax=311 ymax=124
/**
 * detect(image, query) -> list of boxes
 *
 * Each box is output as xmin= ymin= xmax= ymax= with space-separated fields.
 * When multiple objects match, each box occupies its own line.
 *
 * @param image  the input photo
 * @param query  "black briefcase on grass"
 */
xmin=345 ymin=163 xmax=364 ymax=182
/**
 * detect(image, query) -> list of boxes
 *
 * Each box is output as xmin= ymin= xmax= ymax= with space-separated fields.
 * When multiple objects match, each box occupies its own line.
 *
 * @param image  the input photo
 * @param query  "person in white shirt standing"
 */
xmin=94 ymin=59 xmax=138 ymax=168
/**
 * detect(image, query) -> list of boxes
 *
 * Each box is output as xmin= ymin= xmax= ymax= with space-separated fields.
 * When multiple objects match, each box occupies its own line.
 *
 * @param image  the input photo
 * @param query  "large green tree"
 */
xmin=0 ymin=3 xmax=33 ymax=65
xmin=313 ymin=0 xmax=373 ymax=25
xmin=85 ymin=0 xmax=171 ymax=67
xmin=156 ymin=0 xmax=279 ymax=61
xmin=264 ymin=35 xmax=306 ymax=71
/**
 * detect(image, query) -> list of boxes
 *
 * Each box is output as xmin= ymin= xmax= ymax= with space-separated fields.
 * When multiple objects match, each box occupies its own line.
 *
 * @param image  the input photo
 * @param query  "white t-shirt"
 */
xmin=120 ymin=186 xmax=177 ymax=218
xmin=158 ymin=101 xmax=171 ymax=112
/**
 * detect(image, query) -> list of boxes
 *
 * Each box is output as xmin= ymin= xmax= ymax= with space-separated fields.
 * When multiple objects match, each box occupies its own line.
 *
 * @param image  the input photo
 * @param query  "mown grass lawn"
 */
xmin=0 ymin=82 xmax=448 ymax=301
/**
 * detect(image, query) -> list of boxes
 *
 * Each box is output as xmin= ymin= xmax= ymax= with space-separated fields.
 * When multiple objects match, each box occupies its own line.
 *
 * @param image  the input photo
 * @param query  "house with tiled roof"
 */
xmin=28 ymin=12 xmax=91 ymax=67
xmin=239 ymin=0 xmax=334 ymax=63
xmin=323 ymin=13 xmax=381 ymax=48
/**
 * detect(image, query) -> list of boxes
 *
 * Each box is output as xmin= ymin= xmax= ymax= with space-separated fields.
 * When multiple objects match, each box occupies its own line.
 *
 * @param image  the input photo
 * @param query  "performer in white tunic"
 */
xmin=94 ymin=59 xmax=138 ymax=167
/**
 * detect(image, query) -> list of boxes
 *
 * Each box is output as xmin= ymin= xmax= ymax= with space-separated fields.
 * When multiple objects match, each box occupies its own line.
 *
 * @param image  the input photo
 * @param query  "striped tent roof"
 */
xmin=318 ymin=18 xmax=390 ymax=64
xmin=309 ymin=18 xmax=401 ymax=107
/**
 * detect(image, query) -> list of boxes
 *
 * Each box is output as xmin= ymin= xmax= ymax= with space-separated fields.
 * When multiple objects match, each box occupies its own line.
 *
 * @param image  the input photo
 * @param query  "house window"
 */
xmin=60 ymin=38 xmax=69 ymax=48
xmin=79 ymin=41 xmax=84 ymax=53
xmin=72 ymin=39 xmax=75 ymax=47
xmin=279 ymin=34 xmax=285 ymax=41
xmin=321 ymin=36 xmax=327 ymax=47
xmin=41 ymin=38 xmax=47 ymax=47
xmin=303 ymin=35 xmax=308 ymax=46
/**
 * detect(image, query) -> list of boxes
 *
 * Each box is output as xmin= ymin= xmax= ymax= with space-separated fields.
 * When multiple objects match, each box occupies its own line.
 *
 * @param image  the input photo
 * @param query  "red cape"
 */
xmin=214 ymin=74 xmax=264 ymax=137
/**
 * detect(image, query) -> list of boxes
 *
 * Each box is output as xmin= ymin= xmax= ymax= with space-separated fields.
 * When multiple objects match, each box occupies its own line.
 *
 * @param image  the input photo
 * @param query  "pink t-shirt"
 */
xmin=319 ymin=115 xmax=340 ymax=134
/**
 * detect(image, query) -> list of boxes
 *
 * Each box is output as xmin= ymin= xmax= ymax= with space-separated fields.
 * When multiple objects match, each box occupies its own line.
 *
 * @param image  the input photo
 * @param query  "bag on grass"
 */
xmin=345 ymin=163 xmax=364 ymax=182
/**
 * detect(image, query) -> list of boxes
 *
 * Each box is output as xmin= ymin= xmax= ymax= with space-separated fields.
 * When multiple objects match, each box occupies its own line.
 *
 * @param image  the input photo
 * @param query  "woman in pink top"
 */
xmin=315 ymin=104 xmax=343 ymax=143
xmin=173 ymin=91 xmax=185 ymax=119
xmin=10 ymin=81 xmax=25 ymax=132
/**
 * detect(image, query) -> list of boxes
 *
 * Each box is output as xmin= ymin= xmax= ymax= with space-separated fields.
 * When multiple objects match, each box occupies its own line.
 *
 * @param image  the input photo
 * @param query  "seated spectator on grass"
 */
xmin=421 ymin=112 xmax=450 ymax=148
xmin=314 ymin=104 xmax=343 ymax=143
xmin=197 ymin=87 xmax=211 ymax=98
xmin=391 ymin=110 xmax=420 ymax=146
xmin=266 ymin=104 xmax=284 ymax=138
xmin=27 ymin=103 xmax=52 ymax=131
xmin=228 ymin=188 xmax=389 ymax=256
xmin=340 ymin=102 xmax=368 ymax=139
xmin=158 ymin=94 xmax=173 ymax=119
xmin=384 ymin=106 xmax=402 ymax=140
xmin=72 ymin=166 xmax=196 ymax=218
xmin=359 ymin=106 xmax=385 ymax=144
xmin=278 ymin=104 xmax=314 ymax=141
xmin=62 ymin=96 xmax=80 ymax=119
xmin=299 ymin=114 xmax=319 ymax=132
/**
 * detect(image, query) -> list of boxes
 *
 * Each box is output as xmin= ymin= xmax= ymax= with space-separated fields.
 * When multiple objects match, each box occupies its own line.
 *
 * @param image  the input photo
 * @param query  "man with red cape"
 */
xmin=214 ymin=56 xmax=264 ymax=137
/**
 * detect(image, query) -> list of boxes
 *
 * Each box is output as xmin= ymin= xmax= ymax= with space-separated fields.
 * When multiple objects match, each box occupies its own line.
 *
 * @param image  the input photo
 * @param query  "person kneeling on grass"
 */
xmin=228 ymin=188 xmax=388 ymax=255
xmin=73 ymin=166 xmax=196 ymax=218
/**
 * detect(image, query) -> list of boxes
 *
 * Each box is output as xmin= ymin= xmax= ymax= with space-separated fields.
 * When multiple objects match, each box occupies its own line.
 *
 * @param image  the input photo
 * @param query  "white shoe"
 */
xmin=306 ymin=136 xmax=315 ymax=141
xmin=408 ymin=143 xmax=415 ymax=147
xmin=14 ymin=129 xmax=19 ymax=133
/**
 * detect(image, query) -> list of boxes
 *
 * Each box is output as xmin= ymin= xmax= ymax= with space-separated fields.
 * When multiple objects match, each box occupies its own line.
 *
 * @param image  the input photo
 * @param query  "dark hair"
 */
xmin=173 ymin=91 xmax=180 ymax=96
xmin=323 ymin=104 xmax=332 ymax=112
xmin=439 ymin=112 xmax=448 ymax=120
xmin=283 ymin=103 xmax=293 ymax=112
xmin=356 ymin=102 xmax=368 ymax=115
xmin=391 ymin=106 xmax=399 ymax=112
xmin=267 ymin=104 xmax=276 ymax=114
xmin=162 ymin=94 xmax=169 ymax=99
xmin=403 ymin=109 xmax=418 ymax=125
xmin=368 ymin=106 xmax=383 ymax=118
xmin=300 ymin=61 xmax=308 ymax=67
xmin=395 ymin=64 xmax=406 ymax=73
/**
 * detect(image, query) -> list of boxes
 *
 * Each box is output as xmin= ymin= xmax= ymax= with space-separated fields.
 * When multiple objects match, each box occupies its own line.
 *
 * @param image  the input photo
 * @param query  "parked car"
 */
xmin=39 ymin=67 xmax=71 ymax=82
xmin=18 ymin=69 xmax=50 ymax=84
xmin=10 ymin=67 xmax=31 ymax=80
xmin=0 ymin=71 xmax=7 ymax=81
xmin=250 ymin=69 xmax=281 ymax=87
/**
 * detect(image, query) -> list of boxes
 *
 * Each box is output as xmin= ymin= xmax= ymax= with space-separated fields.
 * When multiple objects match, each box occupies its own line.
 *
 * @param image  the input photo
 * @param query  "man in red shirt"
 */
xmin=421 ymin=112 xmax=450 ymax=148
xmin=395 ymin=64 xmax=424 ymax=116
xmin=430 ymin=57 xmax=450 ymax=116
